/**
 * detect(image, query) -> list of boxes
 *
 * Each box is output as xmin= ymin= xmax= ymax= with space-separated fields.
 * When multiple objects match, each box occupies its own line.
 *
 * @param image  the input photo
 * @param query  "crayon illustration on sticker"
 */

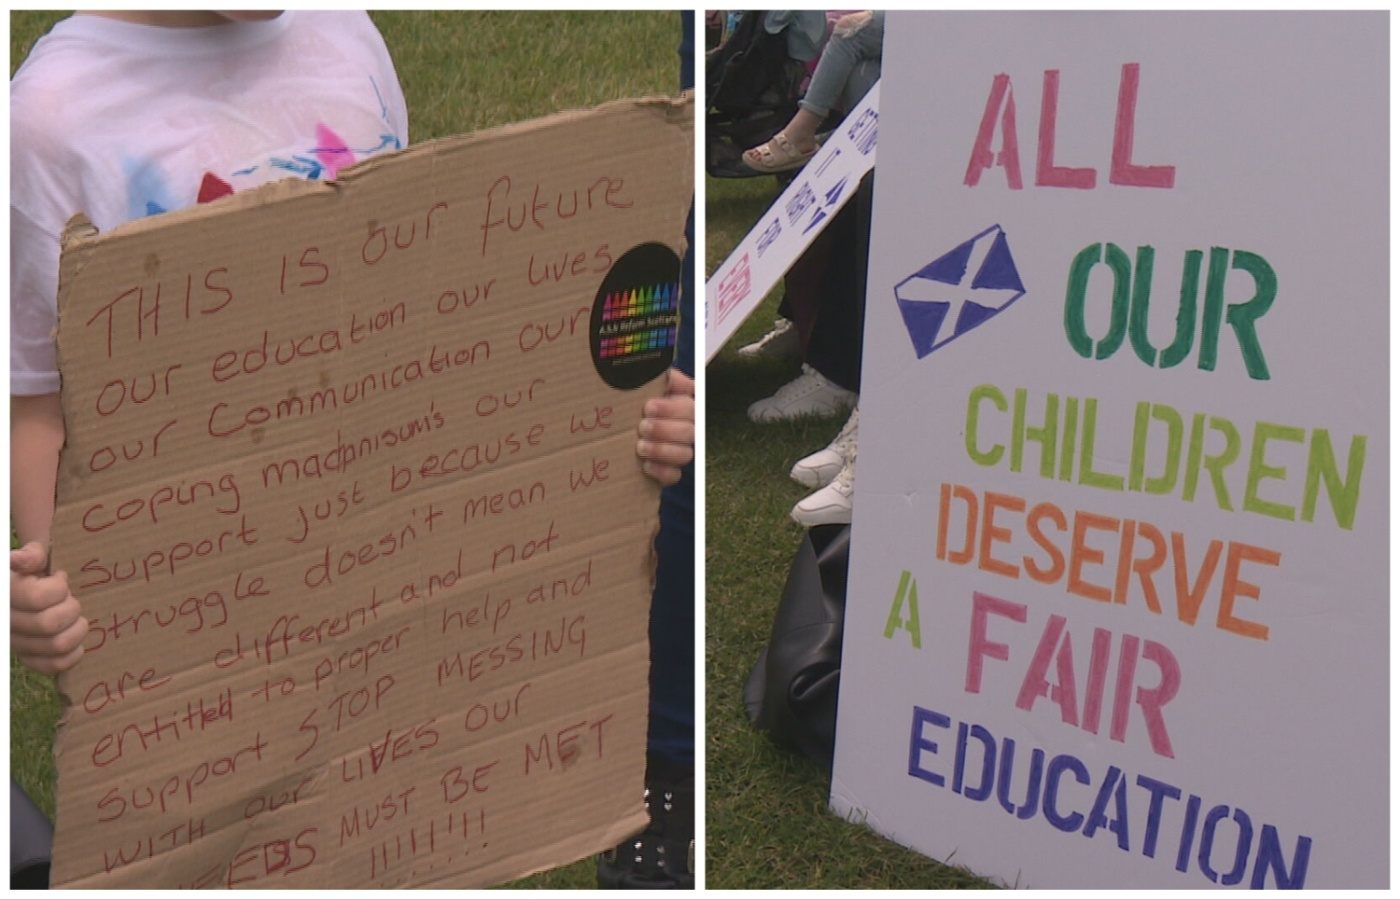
xmin=589 ymin=242 xmax=681 ymax=389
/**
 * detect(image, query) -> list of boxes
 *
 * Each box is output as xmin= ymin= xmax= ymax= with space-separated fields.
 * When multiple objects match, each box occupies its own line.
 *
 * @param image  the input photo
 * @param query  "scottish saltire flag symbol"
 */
xmin=895 ymin=224 xmax=1025 ymax=359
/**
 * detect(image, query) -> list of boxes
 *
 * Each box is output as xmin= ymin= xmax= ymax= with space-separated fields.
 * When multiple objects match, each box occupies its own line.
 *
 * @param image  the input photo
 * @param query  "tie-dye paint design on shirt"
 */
xmin=126 ymin=76 xmax=403 ymax=219
xmin=264 ymin=126 xmax=401 ymax=181
xmin=124 ymin=157 xmax=180 ymax=219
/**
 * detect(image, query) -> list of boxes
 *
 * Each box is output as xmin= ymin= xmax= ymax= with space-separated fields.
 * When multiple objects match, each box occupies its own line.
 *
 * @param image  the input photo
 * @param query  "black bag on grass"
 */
xmin=743 ymin=523 xmax=850 ymax=773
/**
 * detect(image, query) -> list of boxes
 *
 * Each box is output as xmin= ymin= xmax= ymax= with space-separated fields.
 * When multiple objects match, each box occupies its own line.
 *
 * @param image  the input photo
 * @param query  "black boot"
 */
xmin=597 ymin=759 xmax=694 ymax=889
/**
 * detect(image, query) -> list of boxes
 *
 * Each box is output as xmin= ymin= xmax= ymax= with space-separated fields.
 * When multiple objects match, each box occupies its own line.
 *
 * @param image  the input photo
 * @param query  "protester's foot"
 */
xmin=742 ymin=130 xmax=818 ymax=174
xmin=597 ymin=759 xmax=694 ymax=890
xmin=791 ymin=404 xmax=859 ymax=488
xmin=791 ymin=447 xmax=856 ymax=526
xmin=737 ymin=316 xmax=800 ymax=361
xmin=747 ymin=365 xmax=856 ymax=423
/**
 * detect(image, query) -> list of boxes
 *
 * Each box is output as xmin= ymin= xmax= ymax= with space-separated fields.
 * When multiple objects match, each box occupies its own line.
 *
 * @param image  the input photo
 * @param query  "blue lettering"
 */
xmin=1250 ymin=825 xmax=1311 ymax=889
xmin=908 ymin=706 xmax=950 ymax=787
xmin=1199 ymin=805 xmax=1252 ymax=886
xmin=1043 ymin=753 xmax=1089 ymax=832
xmin=1082 ymin=765 xmax=1131 ymax=850
xmin=953 ymin=721 xmax=996 ymax=801
xmin=900 ymin=711 xmax=1312 ymax=888
xmin=1135 ymin=774 xmax=1181 ymax=858
xmin=995 ymin=738 xmax=1045 ymax=820
xmin=1174 ymin=794 xmax=1203 ymax=873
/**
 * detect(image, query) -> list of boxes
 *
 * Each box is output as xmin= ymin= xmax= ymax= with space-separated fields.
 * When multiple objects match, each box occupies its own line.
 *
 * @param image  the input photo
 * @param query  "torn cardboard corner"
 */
xmin=48 ymin=95 xmax=693 ymax=889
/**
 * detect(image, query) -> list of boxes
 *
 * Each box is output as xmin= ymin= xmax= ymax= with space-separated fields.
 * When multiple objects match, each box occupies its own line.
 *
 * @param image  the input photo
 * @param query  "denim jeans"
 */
xmin=646 ymin=11 xmax=695 ymax=770
xmin=798 ymin=10 xmax=884 ymax=119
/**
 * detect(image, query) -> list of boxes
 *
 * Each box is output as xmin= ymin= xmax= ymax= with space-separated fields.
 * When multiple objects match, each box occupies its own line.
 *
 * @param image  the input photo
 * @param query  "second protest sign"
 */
xmin=831 ymin=12 xmax=1386 ymax=889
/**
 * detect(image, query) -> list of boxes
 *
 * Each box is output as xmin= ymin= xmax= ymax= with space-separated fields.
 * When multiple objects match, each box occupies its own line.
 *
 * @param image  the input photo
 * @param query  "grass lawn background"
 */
xmin=704 ymin=172 xmax=997 ymax=888
xmin=9 ymin=10 xmax=683 ymax=891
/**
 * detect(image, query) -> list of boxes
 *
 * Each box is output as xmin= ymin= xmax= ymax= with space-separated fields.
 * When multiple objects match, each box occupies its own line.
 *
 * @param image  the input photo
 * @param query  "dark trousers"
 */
xmin=780 ymin=170 xmax=873 ymax=393
xmin=645 ymin=12 xmax=695 ymax=770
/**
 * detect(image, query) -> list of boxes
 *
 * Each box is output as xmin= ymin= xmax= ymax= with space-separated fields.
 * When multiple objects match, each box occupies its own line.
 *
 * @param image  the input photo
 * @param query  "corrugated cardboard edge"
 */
xmin=54 ymin=94 xmax=691 ymax=252
xmin=50 ymin=213 xmax=102 ymax=721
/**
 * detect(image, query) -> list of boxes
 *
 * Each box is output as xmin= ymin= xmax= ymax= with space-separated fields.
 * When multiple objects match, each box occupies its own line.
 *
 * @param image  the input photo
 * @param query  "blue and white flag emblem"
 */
xmin=895 ymin=224 xmax=1025 ymax=359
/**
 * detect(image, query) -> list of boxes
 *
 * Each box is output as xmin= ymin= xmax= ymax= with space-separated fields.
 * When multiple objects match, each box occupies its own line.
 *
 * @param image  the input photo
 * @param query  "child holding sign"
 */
xmin=10 ymin=10 xmax=695 ymax=674
xmin=10 ymin=10 xmax=407 ymax=671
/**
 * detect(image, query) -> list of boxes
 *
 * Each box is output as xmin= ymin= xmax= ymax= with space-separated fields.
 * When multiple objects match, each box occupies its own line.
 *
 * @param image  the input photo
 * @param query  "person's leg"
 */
xmin=596 ymin=14 xmax=696 ymax=891
xmin=743 ymin=12 xmax=884 ymax=170
xmin=11 ymin=779 xmax=53 ymax=889
xmin=649 ymin=8 xmax=696 ymax=775
xmin=838 ymin=57 xmax=882 ymax=116
xmin=646 ymin=200 xmax=695 ymax=771
xmin=789 ymin=11 xmax=885 ymax=146
xmin=770 ymin=107 xmax=826 ymax=155
xmin=598 ymin=216 xmax=695 ymax=891
xmin=803 ymin=171 xmax=874 ymax=393
xmin=788 ymin=171 xmax=875 ymax=522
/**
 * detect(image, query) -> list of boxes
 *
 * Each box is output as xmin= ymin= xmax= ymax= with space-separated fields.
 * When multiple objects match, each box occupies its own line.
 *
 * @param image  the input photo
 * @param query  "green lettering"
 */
xmin=1182 ymin=413 xmax=1208 ymax=502
xmin=1058 ymin=396 xmax=1079 ymax=482
xmin=1011 ymin=388 xmax=1056 ymax=477
xmin=1128 ymin=246 xmax=1199 ymax=368
xmin=1144 ymin=404 xmax=1183 ymax=496
xmin=1159 ymin=250 xmax=1202 ymax=369
xmin=1129 ymin=402 xmax=1151 ymax=491
xmin=965 ymin=384 xmax=1006 ymax=466
xmin=884 ymin=571 xmax=923 ymax=648
xmin=1127 ymin=245 xmax=1160 ymax=366
xmin=1302 ymin=430 xmax=1366 ymax=530
xmin=1197 ymin=247 xmax=1231 ymax=374
xmin=1077 ymin=398 xmax=1124 ymax=491
xmin=1199 ymin=416 xmax=1240 ymax=511
xmin=1224 ymin=250 xmax=1276 ymax=381
xmin=1130 ymin=401 xmax=1184 ymax=495
xmin=1243 ymin=422 xmax=1304 ymax=521
xmin=1064 ymin=243 xmax=1130 ymax=360
xmin=1064 ymin=244 xmax=1100 ymax=358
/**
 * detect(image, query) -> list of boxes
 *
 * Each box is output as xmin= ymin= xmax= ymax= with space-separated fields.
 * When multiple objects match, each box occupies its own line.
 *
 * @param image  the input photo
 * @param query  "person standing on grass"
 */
xmin=10 ymin=10 xmax=696 ymax=672
xmin=597 ymin=11 xmax=698 ymax=891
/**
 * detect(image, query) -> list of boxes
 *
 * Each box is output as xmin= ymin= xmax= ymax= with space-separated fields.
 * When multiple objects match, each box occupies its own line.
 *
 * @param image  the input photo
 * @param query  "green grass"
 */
xmin=704 ymin=175 xmax=997 ymax=889
xmin=9 ymin=10 xmax=683 ymax=891
xmin=373 ymin=11 xmax=679 ymax=142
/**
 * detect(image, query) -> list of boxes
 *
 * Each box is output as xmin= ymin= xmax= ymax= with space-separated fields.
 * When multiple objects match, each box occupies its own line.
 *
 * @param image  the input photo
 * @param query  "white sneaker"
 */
xmin=791 ymin=405 xmax=859 ymax=488
xmin=747 ymin=364 xmax=856 ymax=423
xmin=736 ymin=317 xmax=800 ymax=360
xmin=791 ymin=447 xmax=855 ymax=526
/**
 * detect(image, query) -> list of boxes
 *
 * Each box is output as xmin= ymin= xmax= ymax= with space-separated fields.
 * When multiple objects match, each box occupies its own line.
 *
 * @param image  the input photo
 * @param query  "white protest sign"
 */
xmin=705 ymin=82 xmax=879 ymax=360
xmin=831 ymin=12 xmax=1387 ymax=889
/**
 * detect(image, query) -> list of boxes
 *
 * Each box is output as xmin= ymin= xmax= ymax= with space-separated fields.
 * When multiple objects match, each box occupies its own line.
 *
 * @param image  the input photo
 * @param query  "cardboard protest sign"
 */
xmin=831 ymin=13 xmax=1386 ymax=889
xmin=705 ymin=83 xmax=878 ymax=360
xmin=48 ymin=96 xmax=693 ymax=889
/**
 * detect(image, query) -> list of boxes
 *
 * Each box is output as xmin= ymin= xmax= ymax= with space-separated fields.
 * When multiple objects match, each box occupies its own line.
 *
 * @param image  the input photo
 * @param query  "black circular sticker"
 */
xmin=589 ymin=242 xmax=682 ymax=390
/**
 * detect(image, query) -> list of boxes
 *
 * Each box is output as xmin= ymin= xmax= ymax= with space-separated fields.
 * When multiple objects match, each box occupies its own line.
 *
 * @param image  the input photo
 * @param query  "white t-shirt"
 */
xmin=10 ymin=11 xmax=410 ymax=395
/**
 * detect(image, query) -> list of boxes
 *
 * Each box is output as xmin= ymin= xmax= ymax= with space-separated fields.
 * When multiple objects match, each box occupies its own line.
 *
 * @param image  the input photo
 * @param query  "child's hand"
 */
xmin=637 ymin=369 xmax=695 ymax=487
xmin=11 ymin=541 xmax=88 ymax=675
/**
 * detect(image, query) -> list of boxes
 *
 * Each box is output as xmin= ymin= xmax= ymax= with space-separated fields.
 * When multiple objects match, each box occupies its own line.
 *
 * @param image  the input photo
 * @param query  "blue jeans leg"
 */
xmin=798 ymin=11 xmax=885 ymax=118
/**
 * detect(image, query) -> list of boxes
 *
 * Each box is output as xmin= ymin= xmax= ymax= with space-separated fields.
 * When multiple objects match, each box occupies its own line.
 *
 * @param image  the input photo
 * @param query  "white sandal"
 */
xmin=742 ymin=131 xmax=817 ymax=173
